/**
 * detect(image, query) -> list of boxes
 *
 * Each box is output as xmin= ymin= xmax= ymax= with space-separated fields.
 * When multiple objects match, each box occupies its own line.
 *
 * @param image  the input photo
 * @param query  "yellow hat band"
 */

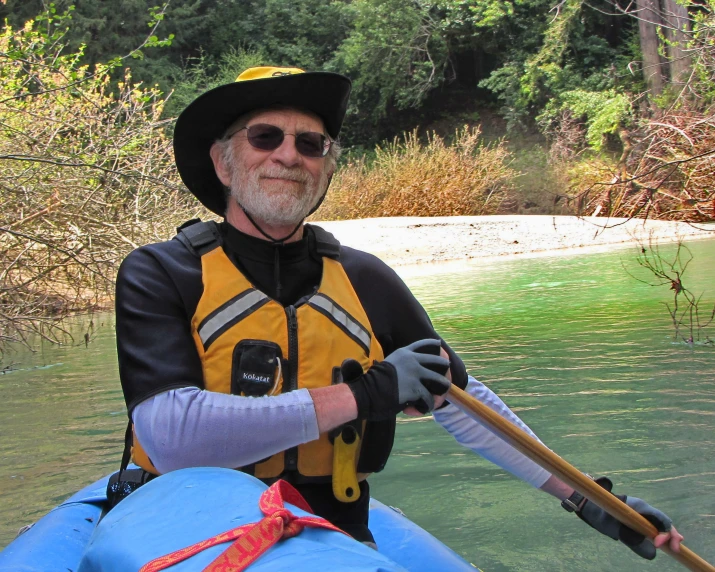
xmin=235 ymin=66 xmax=306 ymax=82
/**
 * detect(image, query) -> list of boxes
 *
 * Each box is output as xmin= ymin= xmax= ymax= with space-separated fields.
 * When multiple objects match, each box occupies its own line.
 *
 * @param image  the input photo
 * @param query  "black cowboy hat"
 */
xmin=173 ymin=66 xmax=352 ymax=216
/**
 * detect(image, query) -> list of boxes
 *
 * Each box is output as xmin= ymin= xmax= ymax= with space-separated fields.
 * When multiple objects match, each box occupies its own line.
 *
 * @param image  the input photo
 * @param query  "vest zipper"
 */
xmin=284 ymin=305 xmax=299 ymax=472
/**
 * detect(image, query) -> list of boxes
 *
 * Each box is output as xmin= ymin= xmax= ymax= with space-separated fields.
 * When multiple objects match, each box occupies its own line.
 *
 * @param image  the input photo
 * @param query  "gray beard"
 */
xmin=228 ymin=159 xmax=328 ymax=228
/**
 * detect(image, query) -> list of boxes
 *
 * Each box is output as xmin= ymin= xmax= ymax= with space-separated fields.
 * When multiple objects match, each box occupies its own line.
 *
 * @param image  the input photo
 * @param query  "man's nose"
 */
xmin=269 ymin=135 xmax=302 ymax=167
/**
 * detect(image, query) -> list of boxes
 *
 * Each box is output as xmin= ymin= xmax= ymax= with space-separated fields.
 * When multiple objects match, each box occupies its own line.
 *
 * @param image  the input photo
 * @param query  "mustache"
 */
xmin=257 ymin=166 xmax=311 ymax=184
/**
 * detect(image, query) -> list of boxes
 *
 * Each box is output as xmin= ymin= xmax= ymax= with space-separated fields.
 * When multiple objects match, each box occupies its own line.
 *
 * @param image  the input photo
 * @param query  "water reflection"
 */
xmin=0 ymin=316 xmax=123 ymax=543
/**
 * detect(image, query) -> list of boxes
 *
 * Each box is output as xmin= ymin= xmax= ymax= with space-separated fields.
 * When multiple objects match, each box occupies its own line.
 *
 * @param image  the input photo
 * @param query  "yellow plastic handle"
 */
xmin=332 ymin=426 xmax=361 ymax=503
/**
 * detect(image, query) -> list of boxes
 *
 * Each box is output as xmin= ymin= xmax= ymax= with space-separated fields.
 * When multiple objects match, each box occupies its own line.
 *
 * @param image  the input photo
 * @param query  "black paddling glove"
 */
xmin=577 ymin=477 xmax=672 ymax=560
xmin=346 ymin=339 xmax=451 ymax=421
xmin=347 ymin=361 xmax=400 ymax=421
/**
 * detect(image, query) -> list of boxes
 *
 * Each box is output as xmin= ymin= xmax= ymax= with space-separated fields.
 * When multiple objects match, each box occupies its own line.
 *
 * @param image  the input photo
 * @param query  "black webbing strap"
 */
xmin=176 ymin=219 xmax=222 ymax=256
xmin=309 ymin=225 xmax=341 ymax=259
xmin=106 ymin=420 xmax=155 ymax=510
xmin=119 ymin=420 xmax=132 ymax=473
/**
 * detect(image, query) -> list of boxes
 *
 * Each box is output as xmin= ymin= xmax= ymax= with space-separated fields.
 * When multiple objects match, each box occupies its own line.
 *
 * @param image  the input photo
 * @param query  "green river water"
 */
xmin=1 ymin=238 xmax=714 ymax=571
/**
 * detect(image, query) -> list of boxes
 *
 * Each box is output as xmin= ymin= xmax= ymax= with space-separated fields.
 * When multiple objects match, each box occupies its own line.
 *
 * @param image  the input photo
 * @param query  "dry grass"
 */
xmin=319 ymin=127 xmax=516 ymax=220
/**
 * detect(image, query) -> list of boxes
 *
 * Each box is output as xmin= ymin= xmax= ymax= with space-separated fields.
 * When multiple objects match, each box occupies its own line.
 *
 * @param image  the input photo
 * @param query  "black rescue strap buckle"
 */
xmin=561 ymin=473 xmax=594 ymax=512
xmin=106 ymin=467 xmax=155 ymax=510
xmin=561 ymin=490 xmax=586 ymax=512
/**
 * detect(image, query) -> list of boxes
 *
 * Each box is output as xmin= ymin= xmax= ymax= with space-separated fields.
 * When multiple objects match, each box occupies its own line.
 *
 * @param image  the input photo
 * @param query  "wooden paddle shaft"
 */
xmin=446 ymin=385 xmax=715 ymax=572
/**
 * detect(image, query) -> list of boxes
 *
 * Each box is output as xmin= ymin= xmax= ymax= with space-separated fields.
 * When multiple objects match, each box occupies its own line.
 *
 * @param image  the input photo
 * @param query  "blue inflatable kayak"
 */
xmin=0 ymin=468 xmax=478 ymax=571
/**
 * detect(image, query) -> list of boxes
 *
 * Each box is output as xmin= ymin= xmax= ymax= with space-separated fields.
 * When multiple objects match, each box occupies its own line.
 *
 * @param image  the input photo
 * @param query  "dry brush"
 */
xmin=0 ymin=20 xmax=205 ymax=353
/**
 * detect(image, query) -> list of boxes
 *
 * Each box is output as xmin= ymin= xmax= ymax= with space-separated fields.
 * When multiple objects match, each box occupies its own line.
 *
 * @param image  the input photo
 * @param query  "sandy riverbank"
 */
xmin=315 ymin=215 xmax=715 ymax=267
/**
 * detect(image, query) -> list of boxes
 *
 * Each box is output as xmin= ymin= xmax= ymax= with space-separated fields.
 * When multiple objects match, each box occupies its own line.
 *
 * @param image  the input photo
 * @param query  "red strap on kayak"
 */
xmin=139 ymin=479 xmax=348 ymax=572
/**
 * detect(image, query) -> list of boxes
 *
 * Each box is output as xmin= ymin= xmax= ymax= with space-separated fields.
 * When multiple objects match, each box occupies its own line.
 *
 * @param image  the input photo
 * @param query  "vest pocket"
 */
xmin=231 ymin=340 xmax=283 ymax=396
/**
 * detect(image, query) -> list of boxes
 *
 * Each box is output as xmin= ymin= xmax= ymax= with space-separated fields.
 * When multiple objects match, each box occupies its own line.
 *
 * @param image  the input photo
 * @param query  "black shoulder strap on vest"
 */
xmin=308 ymin=224 xmax=341 ymax=260
xmin=175 ymin=219 xmax=221 ymax=256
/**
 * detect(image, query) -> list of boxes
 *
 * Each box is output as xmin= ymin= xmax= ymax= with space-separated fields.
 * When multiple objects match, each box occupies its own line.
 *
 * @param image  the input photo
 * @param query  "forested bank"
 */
xmin=1 ymin=1 xmax=714 ymax=353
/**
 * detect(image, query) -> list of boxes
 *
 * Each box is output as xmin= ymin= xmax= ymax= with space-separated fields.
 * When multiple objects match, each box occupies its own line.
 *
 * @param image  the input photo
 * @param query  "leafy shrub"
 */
xmin=539 ymin=89 xmax=632 ymax=152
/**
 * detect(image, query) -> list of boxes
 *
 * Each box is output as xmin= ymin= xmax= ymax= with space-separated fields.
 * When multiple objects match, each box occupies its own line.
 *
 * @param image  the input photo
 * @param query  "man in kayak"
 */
xmin=114 ymin=66 xmax=682 ymax=556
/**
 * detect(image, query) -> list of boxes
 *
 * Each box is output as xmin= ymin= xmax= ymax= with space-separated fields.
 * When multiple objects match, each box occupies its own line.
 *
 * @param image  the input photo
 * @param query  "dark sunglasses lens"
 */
xmin=245 ymin=124 xmax=329 ymax=157
xmin=295 ymin=133 xmax=328 ymax=158
xmin=246 ymin=124 xmax=284 ymax=151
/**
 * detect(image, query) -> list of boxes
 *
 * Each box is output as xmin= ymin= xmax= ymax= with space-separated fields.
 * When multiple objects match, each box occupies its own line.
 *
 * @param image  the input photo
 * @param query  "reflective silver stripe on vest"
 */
xmin=308 ymin=293 xmax=371 ymax=355
xmin=198 ymin=289 xmax=269 ymax=348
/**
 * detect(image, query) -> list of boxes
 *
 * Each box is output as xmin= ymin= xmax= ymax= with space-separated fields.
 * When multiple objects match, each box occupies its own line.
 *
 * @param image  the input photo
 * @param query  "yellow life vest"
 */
xmin=131 ymin=222 xmax=391 ymax=501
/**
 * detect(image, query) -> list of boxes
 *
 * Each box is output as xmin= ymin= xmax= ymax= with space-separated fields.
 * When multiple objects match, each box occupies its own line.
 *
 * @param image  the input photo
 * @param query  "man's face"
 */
xmin=214 ymin=108 xmax=332 ymax=228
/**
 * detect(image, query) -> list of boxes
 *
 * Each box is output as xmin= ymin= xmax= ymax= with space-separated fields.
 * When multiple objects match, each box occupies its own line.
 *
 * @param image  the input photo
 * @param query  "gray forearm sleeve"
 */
xmin=132 ymin=387 xmax=320 ymax=474
xmin=433 ymin=375 xmax=552 ymax=487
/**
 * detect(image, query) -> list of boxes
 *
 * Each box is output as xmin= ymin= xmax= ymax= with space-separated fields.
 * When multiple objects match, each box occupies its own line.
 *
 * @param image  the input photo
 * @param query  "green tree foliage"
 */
xmin=0 ymin=0 xmax=641 ymax=143
xmin=163 ymin=47 xmax=265 ymax=119
xmin=161 ymin=0 xmax=352 ymax=118
xmin=4 ymin=0 xmax=712 ymax=155
xmin=203 ymin=0 xmax=351 ymax=70
xmin=539 ymin=89 xmax=632 ymax=150
xmin=332 ymin=0 xmax=448 ymax=123
xmin=479 ymin=0 xmax=638 ymax=130
xmin=688 ymin=2 xmax=715 ymax=106
xmin=2 ymin=0 xmax=189 ymax=88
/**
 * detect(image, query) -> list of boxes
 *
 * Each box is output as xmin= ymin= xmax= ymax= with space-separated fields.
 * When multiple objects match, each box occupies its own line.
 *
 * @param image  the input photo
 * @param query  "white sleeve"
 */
xmin=132 ymin=386 xmax=320 ymax=474
xmin=433 ymin=375 xmax=552 ymax=488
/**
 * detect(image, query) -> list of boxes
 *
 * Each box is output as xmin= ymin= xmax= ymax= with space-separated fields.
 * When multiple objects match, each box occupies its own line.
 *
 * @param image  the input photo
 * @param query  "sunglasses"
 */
xmin=232 ymin=123 xmax=332 ymax=158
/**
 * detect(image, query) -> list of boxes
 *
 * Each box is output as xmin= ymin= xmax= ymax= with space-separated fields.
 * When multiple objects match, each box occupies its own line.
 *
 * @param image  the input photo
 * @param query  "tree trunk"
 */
xmin=637 ymin=0 xmax=665 ymax=98
xmin=662 ymin=0 xmax=691 ymax=84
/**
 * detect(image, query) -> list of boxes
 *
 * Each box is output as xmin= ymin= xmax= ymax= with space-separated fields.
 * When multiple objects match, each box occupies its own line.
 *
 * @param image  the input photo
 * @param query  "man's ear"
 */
xmin=209 ymin=143 xmax=232 ymax=187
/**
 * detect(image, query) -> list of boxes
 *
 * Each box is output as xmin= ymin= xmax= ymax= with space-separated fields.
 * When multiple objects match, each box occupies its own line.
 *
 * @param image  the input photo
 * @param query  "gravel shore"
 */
xmin=316 ymin=215 xmax=715 ymax=267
